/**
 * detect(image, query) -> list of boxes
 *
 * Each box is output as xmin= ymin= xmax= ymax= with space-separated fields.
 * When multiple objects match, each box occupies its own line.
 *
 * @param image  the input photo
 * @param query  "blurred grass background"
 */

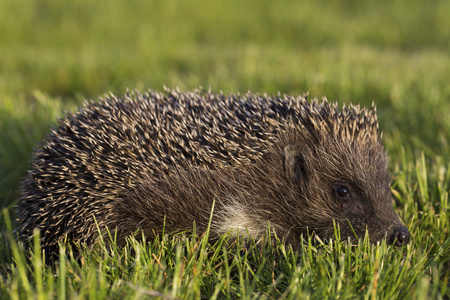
xmin=0 ymin=0 xmax=449 ymax=209
xmin=0 ymin=1 xmax=449 ymax=298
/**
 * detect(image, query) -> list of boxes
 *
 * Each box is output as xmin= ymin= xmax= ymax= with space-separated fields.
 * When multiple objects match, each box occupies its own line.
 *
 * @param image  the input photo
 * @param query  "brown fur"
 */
xmin=15 ymin=89 xmax=410 ymax=253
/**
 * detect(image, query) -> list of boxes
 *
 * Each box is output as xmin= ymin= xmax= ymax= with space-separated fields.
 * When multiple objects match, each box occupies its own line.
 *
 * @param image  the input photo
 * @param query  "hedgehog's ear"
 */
xmin=284 ymin=145 xmax=307 ymax=182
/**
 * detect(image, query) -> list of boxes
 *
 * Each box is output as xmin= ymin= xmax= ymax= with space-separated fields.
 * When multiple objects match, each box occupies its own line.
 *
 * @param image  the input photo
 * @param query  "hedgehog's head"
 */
xmin=283 ymin=100 xmax=410 ymax=246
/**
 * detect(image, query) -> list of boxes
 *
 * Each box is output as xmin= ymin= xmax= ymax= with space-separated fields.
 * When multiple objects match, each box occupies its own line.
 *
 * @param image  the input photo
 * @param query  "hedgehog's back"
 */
xmin=15 ymin=89 xmax=308 ymax=249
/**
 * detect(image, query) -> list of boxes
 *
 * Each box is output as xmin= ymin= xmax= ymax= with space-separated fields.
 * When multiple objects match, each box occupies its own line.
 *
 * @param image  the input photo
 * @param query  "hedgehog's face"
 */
xmin=284 ymin=139 xmax=410 ymax=246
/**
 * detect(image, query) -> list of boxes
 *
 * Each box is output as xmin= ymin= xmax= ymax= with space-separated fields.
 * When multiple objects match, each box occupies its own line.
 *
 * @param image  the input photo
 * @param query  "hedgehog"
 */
xmin=16 ymin=88 xmax=410 ymax=253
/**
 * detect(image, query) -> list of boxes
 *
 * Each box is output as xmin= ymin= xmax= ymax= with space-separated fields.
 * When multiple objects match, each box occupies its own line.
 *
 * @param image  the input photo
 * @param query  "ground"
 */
xmin=0 ymin=0 xmax=449 ymax=298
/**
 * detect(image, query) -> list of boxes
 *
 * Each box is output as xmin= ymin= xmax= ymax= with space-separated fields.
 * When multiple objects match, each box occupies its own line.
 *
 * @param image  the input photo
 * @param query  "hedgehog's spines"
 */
xmin=16 ymin=88 xmax=395 ymax=251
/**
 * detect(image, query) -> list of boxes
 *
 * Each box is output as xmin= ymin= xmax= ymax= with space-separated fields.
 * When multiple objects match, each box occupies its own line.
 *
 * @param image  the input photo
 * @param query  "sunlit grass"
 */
xmin=0 ymin=0 xmax=449 ymax=298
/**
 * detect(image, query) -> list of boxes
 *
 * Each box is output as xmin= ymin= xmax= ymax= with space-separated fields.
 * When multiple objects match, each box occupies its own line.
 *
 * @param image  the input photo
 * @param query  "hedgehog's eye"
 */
xmin=336 ymin=185 xmax=350 ymax=198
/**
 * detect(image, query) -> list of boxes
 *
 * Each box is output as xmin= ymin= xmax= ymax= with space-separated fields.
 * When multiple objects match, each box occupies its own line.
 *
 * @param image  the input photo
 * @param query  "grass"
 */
xmin=0 ymin=0 xmax=449 ymax=298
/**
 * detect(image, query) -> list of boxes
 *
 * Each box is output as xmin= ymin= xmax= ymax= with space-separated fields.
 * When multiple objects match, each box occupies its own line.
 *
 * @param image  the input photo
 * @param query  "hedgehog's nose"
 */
xmin=389 ymin=225 xmax=410 ymax=246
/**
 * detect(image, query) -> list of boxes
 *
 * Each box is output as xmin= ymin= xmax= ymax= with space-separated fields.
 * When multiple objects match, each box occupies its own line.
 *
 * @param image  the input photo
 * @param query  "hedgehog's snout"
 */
xmin=388 ymin=225 xmax=410 ymax=246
